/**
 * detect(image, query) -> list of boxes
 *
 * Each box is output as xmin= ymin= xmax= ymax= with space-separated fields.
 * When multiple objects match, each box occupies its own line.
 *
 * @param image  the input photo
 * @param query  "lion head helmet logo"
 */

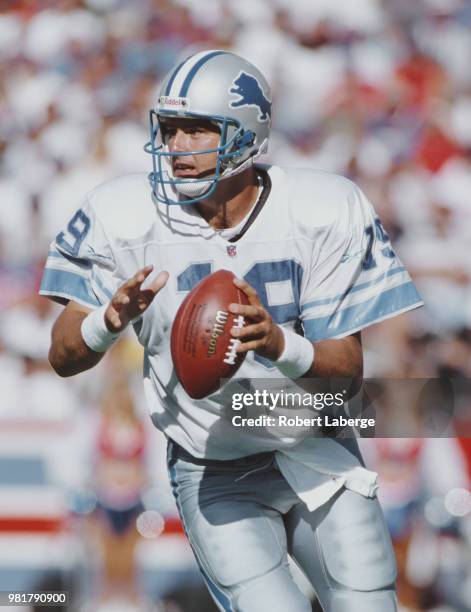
xmin=229 ymin=71 xmax=271 ymax=123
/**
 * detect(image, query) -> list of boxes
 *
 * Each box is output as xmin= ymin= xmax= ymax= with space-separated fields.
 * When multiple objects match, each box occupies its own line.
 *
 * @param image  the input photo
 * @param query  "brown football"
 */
xmin=171 ymin=270 xmax=250 ymax=399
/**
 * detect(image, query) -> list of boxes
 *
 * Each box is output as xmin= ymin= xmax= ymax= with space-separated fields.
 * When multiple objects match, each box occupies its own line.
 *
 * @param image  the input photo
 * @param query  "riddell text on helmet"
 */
xmin=158 ymin=96 xmax=189 ymax=110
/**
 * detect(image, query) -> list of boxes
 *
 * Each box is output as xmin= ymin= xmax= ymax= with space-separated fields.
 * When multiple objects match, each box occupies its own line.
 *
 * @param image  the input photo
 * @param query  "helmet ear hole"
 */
xmin=220 ymin=131 xmax=256 ymax=171
xmin=235 ymin=131 xmax=255 ymax=150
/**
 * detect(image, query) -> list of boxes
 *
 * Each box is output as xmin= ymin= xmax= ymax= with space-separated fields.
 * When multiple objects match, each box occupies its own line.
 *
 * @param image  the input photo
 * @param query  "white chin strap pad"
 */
xmin=173 ymin=177 xmax=213 ymax=197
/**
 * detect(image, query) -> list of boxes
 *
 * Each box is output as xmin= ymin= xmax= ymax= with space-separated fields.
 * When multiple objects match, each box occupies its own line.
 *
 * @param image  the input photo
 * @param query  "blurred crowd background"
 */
xmin=1 ymin=0 xmax=471 ymax=610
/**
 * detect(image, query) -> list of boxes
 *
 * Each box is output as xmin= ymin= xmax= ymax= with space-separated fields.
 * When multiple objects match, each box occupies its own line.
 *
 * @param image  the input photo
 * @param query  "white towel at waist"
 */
xmin=275 ymin=437 xmax=378 ymax=511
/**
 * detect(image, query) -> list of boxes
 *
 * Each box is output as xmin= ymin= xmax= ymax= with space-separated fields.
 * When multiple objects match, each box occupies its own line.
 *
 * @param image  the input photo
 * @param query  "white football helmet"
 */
xmin=145 ymin=50 xmax=272 ymax=205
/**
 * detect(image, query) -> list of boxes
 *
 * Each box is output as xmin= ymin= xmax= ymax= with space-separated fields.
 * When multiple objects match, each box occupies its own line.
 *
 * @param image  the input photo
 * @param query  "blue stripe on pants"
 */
xmin=167 ymin=441 xmax=233 ymax=612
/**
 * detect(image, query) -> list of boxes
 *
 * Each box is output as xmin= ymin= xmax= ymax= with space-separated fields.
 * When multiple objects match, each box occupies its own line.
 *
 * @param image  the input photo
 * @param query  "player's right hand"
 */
xmin=105 ymin=265 xmax=169 ymax=333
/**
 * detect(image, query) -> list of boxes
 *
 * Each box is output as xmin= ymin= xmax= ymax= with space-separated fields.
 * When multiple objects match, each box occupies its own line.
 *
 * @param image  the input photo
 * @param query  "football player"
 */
xmin=41 ymin=51 xmax=423 ymax=611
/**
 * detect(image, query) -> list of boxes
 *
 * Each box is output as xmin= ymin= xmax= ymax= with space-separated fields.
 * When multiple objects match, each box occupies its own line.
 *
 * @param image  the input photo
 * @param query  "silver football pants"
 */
xmin=167 ymin=439 xmax=397 ymax=612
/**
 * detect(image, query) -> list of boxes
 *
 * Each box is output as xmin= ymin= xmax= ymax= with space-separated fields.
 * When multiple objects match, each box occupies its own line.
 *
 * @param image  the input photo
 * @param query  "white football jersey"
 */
xmin=40 ymin=165 xmax=422 ymax=459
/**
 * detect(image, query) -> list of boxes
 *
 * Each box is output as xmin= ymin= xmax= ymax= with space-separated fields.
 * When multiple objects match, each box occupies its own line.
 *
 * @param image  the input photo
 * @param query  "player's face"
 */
xmin=161 ymin=117 xmax=221 ymax=179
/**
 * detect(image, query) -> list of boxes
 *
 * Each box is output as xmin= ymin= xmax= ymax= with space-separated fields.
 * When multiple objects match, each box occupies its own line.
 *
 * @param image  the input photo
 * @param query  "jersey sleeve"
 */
xmin=39 ymin=199 xmax=117 ymax=308
xmin=300 ymin=184 xmax=423 ymax=341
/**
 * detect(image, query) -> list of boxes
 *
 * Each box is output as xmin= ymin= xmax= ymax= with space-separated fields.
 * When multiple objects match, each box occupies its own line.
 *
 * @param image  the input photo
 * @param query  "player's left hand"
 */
xmin=229 ymin=278 xmax=284 ymax=361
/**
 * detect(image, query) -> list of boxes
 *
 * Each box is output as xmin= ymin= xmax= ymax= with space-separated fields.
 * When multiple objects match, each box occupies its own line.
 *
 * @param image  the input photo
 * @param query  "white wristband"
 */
xmin=81 ymin=304 xmax=121 ymax=353
xmin=274 ymin=326 xmax=315 ymax=379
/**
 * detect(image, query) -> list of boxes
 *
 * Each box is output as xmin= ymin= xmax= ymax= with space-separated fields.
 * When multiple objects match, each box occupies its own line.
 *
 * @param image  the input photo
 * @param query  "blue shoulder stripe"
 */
xmin=47 ymin=249 xmax=91 ymax=270
xmin=179 ymin=50 xmax=227 ymax=97
xmin=91 ymin=271 xmax=113 ymax=301
xmin=303 ymin=281 xmax=422 ymax=341
xmin=167 ymin=443 xmax=233 ymax=611
xmin=40 ymin=269 xmax=100 ymax=307
xmin=301 ymin=266 xmax=406 ymax=312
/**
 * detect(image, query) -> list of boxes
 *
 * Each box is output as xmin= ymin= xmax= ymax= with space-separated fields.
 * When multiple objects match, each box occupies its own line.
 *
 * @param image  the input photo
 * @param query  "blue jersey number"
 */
xmin=177 ymin=260 xmax=301 ymax=323
xmin=177 ymin=260 xmax=302 ymax=369
xmin=56 ymin=209 xmax=91 ymax=257
xmin=244 ymin=260 xmax=302 ymax=324
xmin=362 ymin=218 xmax=395 ymax=271
xmin=177 ymin=263 xmax=212 ymax=292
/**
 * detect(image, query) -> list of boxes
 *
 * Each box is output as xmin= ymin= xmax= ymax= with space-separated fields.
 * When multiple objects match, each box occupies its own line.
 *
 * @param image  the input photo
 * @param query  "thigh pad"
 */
xmin=316 ymin=491 xmax=397 ymax=592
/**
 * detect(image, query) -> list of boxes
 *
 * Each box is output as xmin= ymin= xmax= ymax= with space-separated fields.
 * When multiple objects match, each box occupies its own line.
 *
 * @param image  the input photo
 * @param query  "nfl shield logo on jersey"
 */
xmin=226 ymin=245 xmax=237 ymax=257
